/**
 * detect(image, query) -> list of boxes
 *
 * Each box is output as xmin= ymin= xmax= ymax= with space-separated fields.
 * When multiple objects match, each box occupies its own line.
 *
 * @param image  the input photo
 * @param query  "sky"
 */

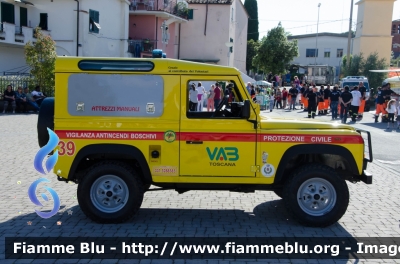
xmin=242 ymin=0 xmax=400 ymax=38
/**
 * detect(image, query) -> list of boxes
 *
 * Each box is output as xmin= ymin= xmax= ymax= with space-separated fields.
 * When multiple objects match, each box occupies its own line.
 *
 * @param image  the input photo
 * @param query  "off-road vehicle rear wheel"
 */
xmin=283 ymin=164 xmax=349 ymax=227
xmin=77 ymin=161 xmax=144 ymax=223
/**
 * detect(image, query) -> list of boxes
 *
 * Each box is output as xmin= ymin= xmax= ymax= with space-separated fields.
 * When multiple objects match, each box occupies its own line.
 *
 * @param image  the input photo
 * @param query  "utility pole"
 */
xmin=313 ymin=3 xmax=321 ymax=85
xmin=346 ymin=0 xmax=354 ymax=71
xmin=74 ymin=0 xmax=79 ymax=57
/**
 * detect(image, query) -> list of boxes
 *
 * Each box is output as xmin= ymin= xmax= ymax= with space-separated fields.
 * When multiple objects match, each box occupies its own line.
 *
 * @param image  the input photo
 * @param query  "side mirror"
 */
xmin=242 ymin=99 xmax=251 ymax=119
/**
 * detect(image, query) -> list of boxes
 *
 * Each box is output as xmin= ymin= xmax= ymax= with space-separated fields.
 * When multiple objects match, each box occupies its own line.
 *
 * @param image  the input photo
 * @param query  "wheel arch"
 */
xmin=68 ymin=144 xmax=152 ymax=184
xmin=274 ymin=144 xmax=359 ymax=185
xmin=37 ymin=97 xmax=54 ymax=148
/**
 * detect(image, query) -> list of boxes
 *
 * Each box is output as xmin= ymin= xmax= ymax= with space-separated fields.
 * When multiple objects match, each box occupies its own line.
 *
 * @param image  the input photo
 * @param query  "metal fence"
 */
xmin=0 ymin=75 xmax=54 ymax=98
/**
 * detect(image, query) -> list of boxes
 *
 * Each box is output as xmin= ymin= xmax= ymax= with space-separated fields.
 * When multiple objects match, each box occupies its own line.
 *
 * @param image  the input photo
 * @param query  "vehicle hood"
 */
xmin=259 ymin=116 xmax=355 ymax=131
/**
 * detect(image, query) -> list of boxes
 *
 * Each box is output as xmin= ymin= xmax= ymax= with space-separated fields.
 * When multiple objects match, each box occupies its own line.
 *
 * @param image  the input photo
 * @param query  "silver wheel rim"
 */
xmin=297 ymin=178 xmax=336 ymax=216
xmin=90 ymin=175 xmax=129 ymax=213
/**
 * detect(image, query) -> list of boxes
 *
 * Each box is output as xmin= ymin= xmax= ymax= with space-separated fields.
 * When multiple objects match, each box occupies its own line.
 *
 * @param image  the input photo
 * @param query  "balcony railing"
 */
xmin=0 ymin=23 xmax=51 ymax=45
xmin=128 ymin=39 xmax=157 ymax=57
xmin=129 ymin=0 xmax=189 ymax=19
xmin=15 ymin=26 xmax=23 ymax=35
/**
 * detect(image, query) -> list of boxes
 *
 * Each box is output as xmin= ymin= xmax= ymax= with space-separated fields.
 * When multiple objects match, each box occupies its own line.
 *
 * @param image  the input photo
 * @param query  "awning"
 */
xmin=14 ymin=0 xmax=34 ymax=6
xmin=240 ymin=71 xmax=256 ymax=84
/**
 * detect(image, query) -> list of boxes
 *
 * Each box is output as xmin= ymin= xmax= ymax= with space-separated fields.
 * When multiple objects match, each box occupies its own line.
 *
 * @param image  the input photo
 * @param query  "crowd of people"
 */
xmin=1 ymin=85 xmax=46 ymax=114
xmin=248 ymin=78 xmax=400 ymax=128
xmin=188 ymin=82 xmax=223 ymax=112
xmin=374 ymin=83 xmax=400 ymax=129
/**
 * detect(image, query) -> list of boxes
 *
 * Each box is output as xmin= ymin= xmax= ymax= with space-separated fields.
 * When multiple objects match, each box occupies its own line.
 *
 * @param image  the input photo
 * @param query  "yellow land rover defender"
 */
xmin=37 ymin=57 xmax=373 ymax=227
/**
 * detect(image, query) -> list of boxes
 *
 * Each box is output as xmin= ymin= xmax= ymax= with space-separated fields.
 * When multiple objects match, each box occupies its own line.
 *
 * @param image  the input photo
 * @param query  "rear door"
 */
xmin=179 ymin=76 xmax=257 ymax=177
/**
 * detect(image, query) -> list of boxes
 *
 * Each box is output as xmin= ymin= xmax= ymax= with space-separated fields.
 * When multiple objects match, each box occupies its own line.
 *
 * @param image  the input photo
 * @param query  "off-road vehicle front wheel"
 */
xmin=77 ymin=161 xmax=144 ymax=223
xmin=283 ymin=164 xmax=349 ymax=227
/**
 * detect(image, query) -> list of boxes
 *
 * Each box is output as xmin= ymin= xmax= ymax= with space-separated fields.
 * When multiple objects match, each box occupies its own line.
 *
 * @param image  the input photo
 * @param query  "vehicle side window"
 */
xmin=186 ymin=80 xmax=246 ymax=119
xmin=68 ymin=74 xmax=164 ymax=117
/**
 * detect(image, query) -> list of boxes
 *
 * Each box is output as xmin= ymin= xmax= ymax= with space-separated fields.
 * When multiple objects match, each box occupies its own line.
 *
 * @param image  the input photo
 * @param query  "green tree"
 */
xmin=252 ymin=23 xmax=298 ymax=75
xmin=362 ymin=52 xmax=388 ymax=96
xmin=244 ymin=0 xmax=259 ymax=41
xmin=246 ymin=39 xmax=260 ymax=73
xmin=341 ymin=55 xmax=351 ymax=76
xmin=25 ymin=28 xmax=57 ymax=94
xmin=341 ymin=52 xmax=388 ymax=97
xmin=390 ymin=51 xmax=400 ymax=67
xmin=341 ymin=54 xmax=364 ymax=77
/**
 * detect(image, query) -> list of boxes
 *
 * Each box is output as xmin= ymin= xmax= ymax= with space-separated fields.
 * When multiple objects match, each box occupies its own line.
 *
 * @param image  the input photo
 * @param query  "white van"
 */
xmin=340 ymin=76 xmax=370 ymax=99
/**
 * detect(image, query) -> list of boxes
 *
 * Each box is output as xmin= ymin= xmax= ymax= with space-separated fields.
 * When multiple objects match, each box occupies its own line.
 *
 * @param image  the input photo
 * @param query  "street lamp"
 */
xmin=313 ymin=3 xmax=321 ymax=85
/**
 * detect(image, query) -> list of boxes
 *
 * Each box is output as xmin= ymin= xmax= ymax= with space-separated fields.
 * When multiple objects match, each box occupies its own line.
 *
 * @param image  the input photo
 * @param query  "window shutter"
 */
xmin=95 ymin=11 xmax=99 ymax=33
xmin=1 ymin=3 xmax=15 ymax=24
xmin=89 ymin=10 xmax=100 ymax=33
xmin=20 ymin=7 xmax=27 ymax=27
xmin=188 ymin=9 xmax=193 ymax=20
xmin=89 ymin=10 xmax=93 ymax=32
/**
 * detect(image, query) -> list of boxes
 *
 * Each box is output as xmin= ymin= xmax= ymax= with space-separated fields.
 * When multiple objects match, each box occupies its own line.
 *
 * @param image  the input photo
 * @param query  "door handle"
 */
xmin=186 ymin=141 xmax=203 ymax=144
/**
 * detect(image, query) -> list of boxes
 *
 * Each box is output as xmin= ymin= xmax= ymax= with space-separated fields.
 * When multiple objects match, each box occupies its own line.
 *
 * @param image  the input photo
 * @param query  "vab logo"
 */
xmin=206 ymin=147 xmax=239 ymax=161
xmin=29 ymin=128 xmax=60 ymax=218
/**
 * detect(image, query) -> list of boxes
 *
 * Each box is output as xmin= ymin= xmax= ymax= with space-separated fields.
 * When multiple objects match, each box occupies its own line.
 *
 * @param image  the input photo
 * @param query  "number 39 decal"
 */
xmin=58 ymin=141 xmax=76 ymax=156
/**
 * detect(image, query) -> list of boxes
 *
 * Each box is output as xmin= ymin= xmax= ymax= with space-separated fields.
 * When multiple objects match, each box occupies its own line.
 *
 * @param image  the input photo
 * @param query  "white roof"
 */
xmin=342 ymin=76 xmax=368 ymax=80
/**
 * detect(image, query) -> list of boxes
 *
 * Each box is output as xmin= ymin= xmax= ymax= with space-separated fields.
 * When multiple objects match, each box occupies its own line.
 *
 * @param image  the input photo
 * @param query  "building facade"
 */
xmin=0 ymin=0 xmax=248 ymax=75
xmin=128 ymin=0 xmax=189 ymax=59
xmin=0 ymin=0 xmax=129 ymax=75
xmin=179 ymin=0 xmax=248 ymax=73
xmin=353 ymin=0 xmax=394 ymax=66
xmin=288 ymin=33 xmax=351 ymax=81
xmin=391 ymin=19 xmax=400 ymax=59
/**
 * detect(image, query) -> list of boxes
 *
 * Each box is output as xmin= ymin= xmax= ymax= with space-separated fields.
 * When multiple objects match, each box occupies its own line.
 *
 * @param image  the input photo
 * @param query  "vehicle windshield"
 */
xmin=342 ymin=82 xmax=369 ymax=91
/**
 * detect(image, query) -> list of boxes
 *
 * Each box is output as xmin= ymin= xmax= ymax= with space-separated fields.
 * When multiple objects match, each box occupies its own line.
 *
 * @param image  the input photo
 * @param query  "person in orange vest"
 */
xmin=323 ymin=84 xmax=331 ymax=115
xmin=317 ymin=85 xmax=325 ymax=115
xmin=301 ymin=84 xmax=310 ymax=112
xmin=374 ymin=87 xmax=386 ymax=123
xmin=358 ymin=81 xmax=367 ymax=118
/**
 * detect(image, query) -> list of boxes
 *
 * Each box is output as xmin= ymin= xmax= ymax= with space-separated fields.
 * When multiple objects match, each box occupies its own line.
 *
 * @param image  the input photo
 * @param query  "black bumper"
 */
xmin=355 ymin=129 xmax=373 ymax=185
xmin=360 ymin=170 xmax=373 ymax=184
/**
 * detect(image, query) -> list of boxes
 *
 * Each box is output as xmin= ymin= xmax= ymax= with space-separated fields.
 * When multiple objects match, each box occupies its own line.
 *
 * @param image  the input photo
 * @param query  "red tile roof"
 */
xmin=186 ymin=0 xmax=233 ymax=4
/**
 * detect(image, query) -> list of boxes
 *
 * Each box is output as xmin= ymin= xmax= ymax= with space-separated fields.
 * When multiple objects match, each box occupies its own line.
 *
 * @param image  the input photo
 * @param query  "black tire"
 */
xmin=144 ymin=184 xmax=151 ymax=192
xmin=273 ymin=189 xmax=283 ymax=199
xmin=283 ymin=164 xmax=349 ymax=227
xmin=37 ymin=97 xmax=54 ymax=148
xmin=77 ymin=161 xmax=144 ymax=223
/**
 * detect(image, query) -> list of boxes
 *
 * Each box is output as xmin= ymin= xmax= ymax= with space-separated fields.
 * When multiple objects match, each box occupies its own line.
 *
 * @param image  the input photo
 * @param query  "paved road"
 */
xmin=1 ymin=113 xmax=400 ymax=264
